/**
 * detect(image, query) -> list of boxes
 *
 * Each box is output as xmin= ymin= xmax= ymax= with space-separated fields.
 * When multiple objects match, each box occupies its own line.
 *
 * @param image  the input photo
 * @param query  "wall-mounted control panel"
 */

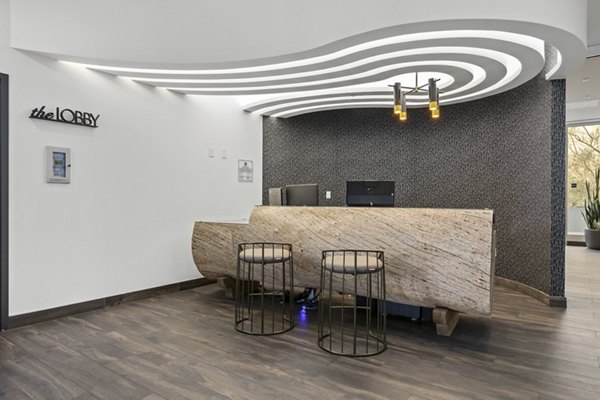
xmin=46 ymin=146 xmax=71 ymax=183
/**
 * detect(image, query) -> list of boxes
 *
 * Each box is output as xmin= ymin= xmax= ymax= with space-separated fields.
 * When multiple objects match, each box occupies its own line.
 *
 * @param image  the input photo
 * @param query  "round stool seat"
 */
xmin=239 ymin=248 xmax=291 ymax=263
xmin=235 ymin=242 xmax=294 ymax=336
xmin=322 ymin=253 xmax=383 ymax=274
xmin=318 ymin=249 xmax=387 ymax=357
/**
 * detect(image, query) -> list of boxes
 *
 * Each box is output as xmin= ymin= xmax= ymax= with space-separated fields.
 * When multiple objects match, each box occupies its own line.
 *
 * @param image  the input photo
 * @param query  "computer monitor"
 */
xmin=285 ymin=184 xmax=319 ymax=206
xmin=268 ymin=187 xmax=283 ymax=206
xmin=346 ymin=181 xmax=395 ymax=207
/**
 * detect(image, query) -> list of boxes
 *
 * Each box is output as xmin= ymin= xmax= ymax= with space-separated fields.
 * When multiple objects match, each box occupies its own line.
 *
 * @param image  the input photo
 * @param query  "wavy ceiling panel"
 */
xmin=57 ymin=27 xmax=570 ymax=118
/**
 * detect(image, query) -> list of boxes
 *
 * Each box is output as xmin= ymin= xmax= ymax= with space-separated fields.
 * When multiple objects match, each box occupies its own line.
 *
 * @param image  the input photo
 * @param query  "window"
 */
xmin=568 ymin=125 xmax=600 ymax=207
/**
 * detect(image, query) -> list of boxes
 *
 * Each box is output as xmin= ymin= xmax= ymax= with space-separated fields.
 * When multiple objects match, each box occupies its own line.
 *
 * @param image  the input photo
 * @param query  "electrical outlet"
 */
xmin=221 ymin=149 xmax=227 ymax=159
xmin=326 ymin=191 xmax=332 ymax=199
xmin=208 ymin=147 xmax=215 ymax=158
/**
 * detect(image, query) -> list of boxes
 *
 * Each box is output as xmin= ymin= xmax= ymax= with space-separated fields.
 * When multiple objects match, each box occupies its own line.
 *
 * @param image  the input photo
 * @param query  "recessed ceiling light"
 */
xmin=582 ymin=77 xmax=590 ymax=82
xmin=584 ymin=95 xmax=591 ymax=99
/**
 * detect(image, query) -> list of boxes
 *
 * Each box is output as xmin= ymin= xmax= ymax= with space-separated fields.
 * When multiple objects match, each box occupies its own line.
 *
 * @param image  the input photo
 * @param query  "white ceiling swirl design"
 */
xmin=60 ymin=28 xmax=560 ymax=118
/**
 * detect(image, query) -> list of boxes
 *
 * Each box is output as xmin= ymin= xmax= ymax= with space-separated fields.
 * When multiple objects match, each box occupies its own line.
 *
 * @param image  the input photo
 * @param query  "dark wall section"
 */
xmin=550 ymin=79 xmax=566 ymax=297
xmin=0 ymin=73 xmax=8 ymax=330
xmin=263 ymin=74 xmax=566 ymax=296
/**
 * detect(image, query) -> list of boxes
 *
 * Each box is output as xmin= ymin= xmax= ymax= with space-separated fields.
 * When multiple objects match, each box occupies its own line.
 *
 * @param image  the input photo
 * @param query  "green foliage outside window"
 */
xmin=567 ymin=125 xmax=600 ymax=207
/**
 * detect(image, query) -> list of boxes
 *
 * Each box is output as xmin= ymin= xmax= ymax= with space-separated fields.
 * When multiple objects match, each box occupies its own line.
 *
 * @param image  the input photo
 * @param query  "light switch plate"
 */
xmin=325 ymin=191 xmax=332 ymax=199
xmin=208 ymin=147 xmax=215 ymax=158
xmin=221 ymin=149 xmax=227 ymax=159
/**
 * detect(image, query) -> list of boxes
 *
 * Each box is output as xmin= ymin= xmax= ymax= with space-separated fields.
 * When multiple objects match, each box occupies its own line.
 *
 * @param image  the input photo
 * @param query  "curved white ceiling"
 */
xmin=10 ymin=0 xmax=588 ymax=118
xmin=61 ymin=30 xmax=546 ymax=118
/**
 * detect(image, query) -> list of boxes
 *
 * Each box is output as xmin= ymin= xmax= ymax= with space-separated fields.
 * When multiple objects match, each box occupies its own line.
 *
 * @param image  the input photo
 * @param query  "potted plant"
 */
xmin=582 ymin=167 xmax=600 ymax=250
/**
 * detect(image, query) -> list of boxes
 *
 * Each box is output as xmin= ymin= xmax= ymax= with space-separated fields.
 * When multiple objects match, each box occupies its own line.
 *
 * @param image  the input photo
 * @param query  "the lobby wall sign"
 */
xmin=30 ymin=106 xmax=100 ymax=128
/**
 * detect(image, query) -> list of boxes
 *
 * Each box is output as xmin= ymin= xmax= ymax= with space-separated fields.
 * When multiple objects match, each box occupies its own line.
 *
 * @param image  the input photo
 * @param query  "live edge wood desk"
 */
xmin=192 ymin=206 xmax=495 ymax=336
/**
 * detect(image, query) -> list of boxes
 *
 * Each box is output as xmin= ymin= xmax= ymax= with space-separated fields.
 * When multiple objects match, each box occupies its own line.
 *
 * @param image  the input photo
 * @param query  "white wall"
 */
xmin=0 ymin=0 xmax=263 ymax=315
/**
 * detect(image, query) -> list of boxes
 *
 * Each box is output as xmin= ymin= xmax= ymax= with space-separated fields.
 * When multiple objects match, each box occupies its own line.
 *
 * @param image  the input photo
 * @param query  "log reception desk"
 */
xmin=192 ymin=206 xmax=495 ymax=336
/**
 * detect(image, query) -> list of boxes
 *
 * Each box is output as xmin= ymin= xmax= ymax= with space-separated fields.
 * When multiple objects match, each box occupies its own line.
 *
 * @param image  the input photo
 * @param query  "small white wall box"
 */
xmin=46 ymin=146 xmax=71 ymax=183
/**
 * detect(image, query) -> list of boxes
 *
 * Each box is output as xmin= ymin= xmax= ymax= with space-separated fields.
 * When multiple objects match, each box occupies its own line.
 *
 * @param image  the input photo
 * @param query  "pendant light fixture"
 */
xmin=393 ymin=82 xmax=402 ymax=114
xmin=428 ymin=78 xmax=439 ymax=111
xmin=390 ymin=72 xmax=441 ymax=121
xmin=399 ymin=91 xmax=407 ymax=121
xmin=393 ymin=82 xmax=408 ymax=121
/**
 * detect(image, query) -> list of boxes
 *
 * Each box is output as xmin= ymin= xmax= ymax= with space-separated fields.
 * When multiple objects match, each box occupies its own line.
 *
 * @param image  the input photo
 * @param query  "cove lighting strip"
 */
xmin=129 ymin=47 xmax=510 ymax=85
xmin=160 ymin=59 xmax=488 ymax=93
xmin=248 ymin=75 xmax=455 ymax=115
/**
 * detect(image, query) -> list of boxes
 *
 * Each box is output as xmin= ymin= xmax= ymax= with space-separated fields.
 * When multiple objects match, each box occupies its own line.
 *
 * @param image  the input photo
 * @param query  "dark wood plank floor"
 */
xmin=1 ymin=246 xmax=600 ymax=400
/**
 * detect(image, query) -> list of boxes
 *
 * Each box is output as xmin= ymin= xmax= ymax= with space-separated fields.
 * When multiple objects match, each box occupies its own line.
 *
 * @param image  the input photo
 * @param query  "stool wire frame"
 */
xmin=235 ymin=242 xmax=295 ymax=335
xmin=317 ymin=250 xmax=387 ymax=357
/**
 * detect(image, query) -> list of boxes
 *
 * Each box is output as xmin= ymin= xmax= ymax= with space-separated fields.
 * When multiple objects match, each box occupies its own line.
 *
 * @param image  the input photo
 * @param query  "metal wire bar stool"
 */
xmin=317 ymin=250 xmax=386 ymax=356
xmin=235 ymin=242 xmax=295 ymax=335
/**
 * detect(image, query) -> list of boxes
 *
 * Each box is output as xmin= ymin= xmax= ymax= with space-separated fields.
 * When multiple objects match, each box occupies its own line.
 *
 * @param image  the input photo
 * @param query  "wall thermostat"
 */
xmin=46 ymin=146 xmax=71 ymax=183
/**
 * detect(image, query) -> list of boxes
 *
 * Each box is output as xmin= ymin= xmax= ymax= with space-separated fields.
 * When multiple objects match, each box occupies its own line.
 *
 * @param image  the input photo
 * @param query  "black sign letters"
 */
xmin=30 ymin=106 xmax=100 ymax=128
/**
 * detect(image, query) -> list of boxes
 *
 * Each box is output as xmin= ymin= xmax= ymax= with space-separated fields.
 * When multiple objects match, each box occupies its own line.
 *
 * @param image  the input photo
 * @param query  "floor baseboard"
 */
xmin=495 ymin=277 xmax=567 ymax=308
xmin=7 ymin=277 xmax=216 ymax=329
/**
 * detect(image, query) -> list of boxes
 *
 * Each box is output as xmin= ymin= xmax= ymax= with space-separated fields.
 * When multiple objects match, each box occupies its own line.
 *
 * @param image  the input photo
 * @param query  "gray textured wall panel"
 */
xmin=263 ymin=74 xmax=565 ymax=295
xmin=550 ymin=79 xmax=566 ymax=297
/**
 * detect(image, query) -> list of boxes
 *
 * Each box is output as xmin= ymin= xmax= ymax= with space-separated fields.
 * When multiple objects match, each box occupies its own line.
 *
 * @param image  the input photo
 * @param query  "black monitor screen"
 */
xmin=286 ymin=184 xmax=319 ymax=206
xmin=346 ymin=181 xmax=394 ymax=207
